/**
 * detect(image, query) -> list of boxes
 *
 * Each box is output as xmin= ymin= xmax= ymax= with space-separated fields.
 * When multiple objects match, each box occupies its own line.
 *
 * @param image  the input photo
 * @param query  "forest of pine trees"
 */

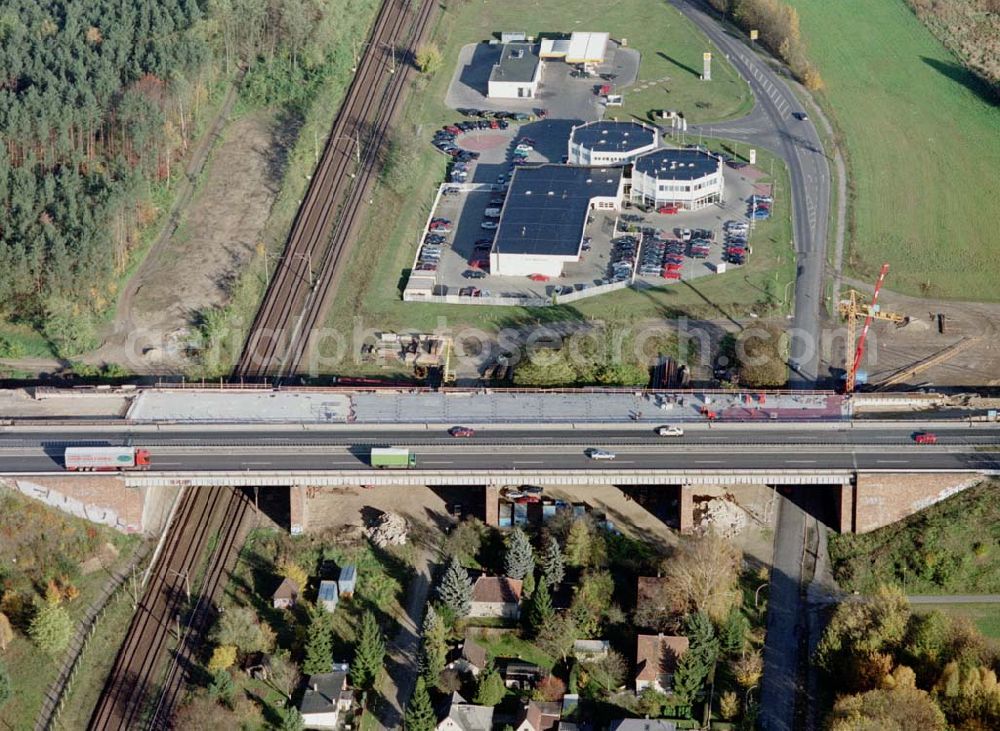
xmin=0 ymin=0 xmax=351 ymax=353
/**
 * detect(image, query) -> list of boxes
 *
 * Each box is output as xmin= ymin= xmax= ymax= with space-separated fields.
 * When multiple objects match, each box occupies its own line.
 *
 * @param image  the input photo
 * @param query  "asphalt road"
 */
xmin=672 ymin=0 xmax=832 ymax=387
xmin=2 ymin=426 xmax=998 ymax=448
xmin=0 ymin=426 xmax=995 ymax=473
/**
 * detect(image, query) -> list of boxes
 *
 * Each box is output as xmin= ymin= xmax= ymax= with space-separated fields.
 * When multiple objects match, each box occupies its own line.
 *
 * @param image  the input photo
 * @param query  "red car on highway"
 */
xmin=913 ymin=432 xmax=937 ymax=444
xmin=449 ymin=426 xmax=476 ymax=438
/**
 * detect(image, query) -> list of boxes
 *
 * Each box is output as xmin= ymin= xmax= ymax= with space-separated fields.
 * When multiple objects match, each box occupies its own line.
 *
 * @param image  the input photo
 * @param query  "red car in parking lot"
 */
xmin=658 ymin=205 xmax=680 ymax=215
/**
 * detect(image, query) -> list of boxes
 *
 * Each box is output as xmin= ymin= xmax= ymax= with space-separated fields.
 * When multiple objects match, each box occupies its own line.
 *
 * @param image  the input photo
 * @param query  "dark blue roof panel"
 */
xmin=495 ymin=165 xmax=622 ymax=257
xmin=633 ymin=148 xmax=719 ymax=180
xmin=570 ymin=121 xmax=656 ymax=154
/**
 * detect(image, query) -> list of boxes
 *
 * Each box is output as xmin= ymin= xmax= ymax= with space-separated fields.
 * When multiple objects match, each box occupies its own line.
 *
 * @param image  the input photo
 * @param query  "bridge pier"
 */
xmin=679 ymin=485 xmax=695 ymax=534
xmin=290 ymin=485 xmax=306 ymax=535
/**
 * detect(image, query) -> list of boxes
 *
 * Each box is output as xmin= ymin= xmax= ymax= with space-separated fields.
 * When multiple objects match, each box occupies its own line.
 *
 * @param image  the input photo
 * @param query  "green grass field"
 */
xmin=787 ymin=0 xmax=1000 ymax=300
xmin=322 ymin=0 xmax=788 ymax=361
xmin=913 ymin=603 xmax=1000 ymax=641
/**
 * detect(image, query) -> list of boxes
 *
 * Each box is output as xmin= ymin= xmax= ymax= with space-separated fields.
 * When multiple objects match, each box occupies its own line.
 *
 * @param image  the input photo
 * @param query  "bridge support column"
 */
xmin=679 ymin=484 xmax=695 ymax=534
xmin=838 ymin=483 xmax=856 ymax=534
xmin=290 ymin=485 xmax=305 ymax=535
xmin=484 ymin=485 xmax=499 ymax=526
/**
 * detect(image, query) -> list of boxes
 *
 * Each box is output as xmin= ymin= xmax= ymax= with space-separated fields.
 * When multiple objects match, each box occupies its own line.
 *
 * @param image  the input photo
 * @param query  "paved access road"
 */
xmin=673 ymin=0 xmax=832 ymax=387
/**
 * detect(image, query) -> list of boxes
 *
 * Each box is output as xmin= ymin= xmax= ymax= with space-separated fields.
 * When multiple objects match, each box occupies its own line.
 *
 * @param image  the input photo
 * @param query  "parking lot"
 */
xmin=406 ymin=40 xmax=775 ymax=305
xmin=411 ymin=135 xmax=769 ymax=301
xmin=445 ymin=40 xmax=639 ymax=123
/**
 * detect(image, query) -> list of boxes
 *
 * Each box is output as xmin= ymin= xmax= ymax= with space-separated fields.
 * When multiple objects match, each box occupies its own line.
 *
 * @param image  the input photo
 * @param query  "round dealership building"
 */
xmin=628 ymin=148 xmax=724 ymax=210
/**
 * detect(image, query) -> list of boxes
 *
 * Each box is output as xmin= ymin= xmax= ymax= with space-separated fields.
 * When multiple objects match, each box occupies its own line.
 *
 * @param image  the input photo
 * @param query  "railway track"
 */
xmin=147 ymin=489 xmax=251 ymax=728
xmin=87 ymin=0 xmax=436 ymax=725
xmin=235 ymin=0 xmax=437 ymax=378
xmin=86 ymin=486 xmax=250 ymax=730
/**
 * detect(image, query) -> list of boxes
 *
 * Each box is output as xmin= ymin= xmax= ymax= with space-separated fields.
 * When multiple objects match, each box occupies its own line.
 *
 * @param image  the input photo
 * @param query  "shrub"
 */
xmin=207 ymin=644 xmax=237 ymax=672
xmin=415 ymin=43 xmax=443 ymax=74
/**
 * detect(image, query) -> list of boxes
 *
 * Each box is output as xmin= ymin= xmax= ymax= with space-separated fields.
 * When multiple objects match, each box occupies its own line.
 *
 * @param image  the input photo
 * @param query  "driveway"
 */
xmin=373 ymin=551 xmax=433 ymax=730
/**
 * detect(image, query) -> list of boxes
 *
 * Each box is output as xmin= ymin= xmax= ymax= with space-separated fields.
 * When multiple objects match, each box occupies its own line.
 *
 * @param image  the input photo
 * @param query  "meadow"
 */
xmin=788 ymin=0 xmax=1000 ymax=300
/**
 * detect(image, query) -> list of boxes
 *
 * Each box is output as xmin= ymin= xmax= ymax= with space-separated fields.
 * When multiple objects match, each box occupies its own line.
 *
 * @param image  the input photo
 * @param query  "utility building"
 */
xmin=568 ymin=120 xmax=658 ymax=166
xmin=629 ymin=148 xmax=724 ymax=210
xmin=488 ymin=43 xmax=542 ymax=99
xmin=490 ymin=165 xmax=623 ymax=277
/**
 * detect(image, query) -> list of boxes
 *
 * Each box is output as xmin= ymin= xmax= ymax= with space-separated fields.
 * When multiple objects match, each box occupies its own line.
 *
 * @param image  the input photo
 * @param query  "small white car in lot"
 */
xmin=656 ymin=425 xmax=684 ymax=437
xmin=586 ymin=448 xmax=616 ymax=460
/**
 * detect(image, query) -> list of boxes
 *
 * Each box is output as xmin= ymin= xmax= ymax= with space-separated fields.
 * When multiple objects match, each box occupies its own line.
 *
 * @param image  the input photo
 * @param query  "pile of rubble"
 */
xmin=697 ymin=497 xmax=749 ymax=538
xmin=366 ymin=511 xmax=409 ymax=547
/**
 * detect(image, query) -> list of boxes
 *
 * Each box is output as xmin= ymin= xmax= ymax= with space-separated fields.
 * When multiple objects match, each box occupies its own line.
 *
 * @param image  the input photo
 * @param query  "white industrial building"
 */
xmin=490 ymin=165 xmax=624 ymax=277
xmin=487 ymin=43 xmax=542 ymax=99
xmin=568 ymin=120 xmax=658 ymax=166
xmin=629 ymin=148 xmax=724 ymax=210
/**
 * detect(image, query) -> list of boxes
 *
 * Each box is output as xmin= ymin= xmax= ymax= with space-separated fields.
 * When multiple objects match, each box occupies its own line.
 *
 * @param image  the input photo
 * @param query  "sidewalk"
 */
xmin=35 ymin=542 xmax=151 ymax=731
xmin=908 ymin=594 xmax=1000 ymax=604
xmin=373 ymin=551 xmax=434 ymax=730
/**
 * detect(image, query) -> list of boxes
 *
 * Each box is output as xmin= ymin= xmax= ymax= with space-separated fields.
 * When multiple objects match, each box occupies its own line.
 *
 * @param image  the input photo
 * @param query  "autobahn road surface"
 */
xmin=671 ymin=0 xmax=832 ymax=388
xmin=0 ymin=426 xmax=996 ymax=473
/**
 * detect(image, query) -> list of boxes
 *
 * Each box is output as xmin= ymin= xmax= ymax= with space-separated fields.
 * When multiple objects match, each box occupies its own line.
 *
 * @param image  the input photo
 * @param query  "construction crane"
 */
xmin=844 ymin=263 xmax=890 ymax=393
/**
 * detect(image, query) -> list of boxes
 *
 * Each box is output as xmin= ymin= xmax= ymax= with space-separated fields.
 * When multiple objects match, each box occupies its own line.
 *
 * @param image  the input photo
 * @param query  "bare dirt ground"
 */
xmin=92 ymin=109 xmax=295 ymax=373
xmin=833 ymin=281 xmax=1000 ymax=389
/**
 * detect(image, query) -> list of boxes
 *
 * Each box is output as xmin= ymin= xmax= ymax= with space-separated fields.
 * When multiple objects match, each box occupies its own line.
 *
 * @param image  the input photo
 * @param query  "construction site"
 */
xmin=836 ymin=263 xmax=999 ymax=392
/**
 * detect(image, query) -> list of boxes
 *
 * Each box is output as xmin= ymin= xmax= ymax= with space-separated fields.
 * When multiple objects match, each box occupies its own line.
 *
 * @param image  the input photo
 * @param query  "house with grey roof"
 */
xmin=299 ymin=664 xmax=353 ymax=729
xmin=436 ymin=692 xmax=495 ymax=731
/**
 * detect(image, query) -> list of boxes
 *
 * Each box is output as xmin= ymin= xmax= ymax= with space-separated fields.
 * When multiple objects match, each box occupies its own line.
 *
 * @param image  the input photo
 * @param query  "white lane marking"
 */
xmin=696 ymin=460 xmax=722 ymax=464
xmin=786 ymin=460 xmax=817 ymax=463
xmin=877 ymin=460 xmax=909 ymax=464
xmin=423 ymin=460 xmax=455 ymax=465
xmin=242 ymin=461 xmax=272 ymax=466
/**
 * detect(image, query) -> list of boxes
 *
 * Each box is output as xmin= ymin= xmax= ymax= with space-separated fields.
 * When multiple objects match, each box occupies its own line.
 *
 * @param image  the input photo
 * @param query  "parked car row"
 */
xmin=607 ymin=235 xmax=638 ymax=281
xmin=748 ymin=194 xmax=771 ymax=220
xmin=415 ymin=217 xmax=453 ymax=273
xmin=432 ymin=128 xmax=482 ymax=161
xmin=724 ymin=219 xmax=750 ymax=265
xmin=467 ymin=236 xmax=493 ymax=271
xmin=456 ymin=108 xmax=542 ymax=121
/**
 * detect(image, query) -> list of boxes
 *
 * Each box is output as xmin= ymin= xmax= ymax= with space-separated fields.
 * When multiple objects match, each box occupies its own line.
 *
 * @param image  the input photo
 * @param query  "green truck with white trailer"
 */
xmin=370 ymin=447 xmax=416 ymax=469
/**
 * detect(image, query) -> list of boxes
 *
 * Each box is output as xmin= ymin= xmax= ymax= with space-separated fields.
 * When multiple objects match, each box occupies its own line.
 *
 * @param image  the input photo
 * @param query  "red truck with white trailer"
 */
xmin=64 ymin=447 xmax=151 ymax=471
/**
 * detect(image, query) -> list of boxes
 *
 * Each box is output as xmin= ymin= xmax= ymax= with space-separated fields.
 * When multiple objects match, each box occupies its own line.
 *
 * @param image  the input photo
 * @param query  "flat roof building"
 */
xmin=488 ymin=43 xmax=542 ymax=99
xmin=629 ymin=148 xmax=724 ymax=210
xmin=568 ymin=120 xmax=658 ymax=166
xmin=490 ymin=165 xmax=623 ymax=277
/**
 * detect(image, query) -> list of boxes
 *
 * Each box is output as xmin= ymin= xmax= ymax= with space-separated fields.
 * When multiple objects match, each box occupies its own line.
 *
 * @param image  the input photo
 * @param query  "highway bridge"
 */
xmin=1 ymin=421 xmax=996 ymax=535
xmin=0 ymin=424 xmax=997 ymax=479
